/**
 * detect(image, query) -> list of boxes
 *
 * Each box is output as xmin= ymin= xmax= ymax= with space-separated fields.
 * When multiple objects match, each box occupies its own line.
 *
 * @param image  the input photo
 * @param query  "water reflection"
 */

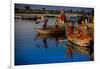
xmin=34 ymin=33 xmax=92 ymax=60
xmin=43 ymin=38 xmax=48 ymax=48
xmin=35 ymin=34 xmax=67 ymax=48
xmin=65 ymin=41 xmax=73 ymax=59
xmin=15 ymin=19 xmax=93 ymax=65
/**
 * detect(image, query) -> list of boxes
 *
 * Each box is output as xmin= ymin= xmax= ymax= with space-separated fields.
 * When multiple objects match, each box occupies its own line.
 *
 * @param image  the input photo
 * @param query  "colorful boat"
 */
xmin=65 ymin=21 xmax=92 ymax=46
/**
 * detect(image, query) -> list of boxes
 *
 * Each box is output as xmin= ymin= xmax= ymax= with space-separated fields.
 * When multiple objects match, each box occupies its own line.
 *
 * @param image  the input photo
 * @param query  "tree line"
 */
xmin=15 ymin=5 xmax=94 ymax=15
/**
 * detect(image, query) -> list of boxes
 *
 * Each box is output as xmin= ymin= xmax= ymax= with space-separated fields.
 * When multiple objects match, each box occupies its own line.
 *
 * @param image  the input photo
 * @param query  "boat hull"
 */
xmin=35 ymin=27 xmax=65 ymax=35
xmin=67 ymin=35 xmax=90 ymax=47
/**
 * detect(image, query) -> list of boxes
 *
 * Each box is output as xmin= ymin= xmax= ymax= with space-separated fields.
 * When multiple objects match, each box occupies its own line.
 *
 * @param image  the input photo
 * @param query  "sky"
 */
xmin=15 ymin=3 xmax=94 ymax=13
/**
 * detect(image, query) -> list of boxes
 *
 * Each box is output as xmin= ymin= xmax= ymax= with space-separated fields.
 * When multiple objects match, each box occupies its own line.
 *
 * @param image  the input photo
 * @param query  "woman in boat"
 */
xmin=66 ymin=22 xmax=74 ymax=36
xmin=76 ymin=20 xmax=91 ymax=41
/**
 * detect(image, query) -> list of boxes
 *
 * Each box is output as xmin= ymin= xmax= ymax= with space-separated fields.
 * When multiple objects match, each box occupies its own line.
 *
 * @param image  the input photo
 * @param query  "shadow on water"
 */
xmin=34 ymin=34 xmax=67 ymax=47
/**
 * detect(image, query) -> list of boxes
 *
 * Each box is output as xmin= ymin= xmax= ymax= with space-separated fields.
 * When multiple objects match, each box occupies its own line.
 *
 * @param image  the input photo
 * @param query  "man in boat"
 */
xmin=55 ymin=9 xmax=66 ymax=28
xmin=36 ymin=16 xmax=49 ymax=30
xmin=43 ymin=16 xmax=49 ymax=29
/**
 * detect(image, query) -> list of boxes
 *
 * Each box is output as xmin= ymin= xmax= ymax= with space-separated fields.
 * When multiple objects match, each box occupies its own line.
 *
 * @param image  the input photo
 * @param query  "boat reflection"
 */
xmin=35 ymin=34 xmax=67 ymax=47
xmin=35 ymin=34 xmax=67 ymax=40
xmin=65 ymin=41 xmax=73 ymax=59
xmin=65 ymin=41 xmax=91 ymax=59
xmin=34 ymin=34 xmax=93 ymax=61
xmin=43 ymin=38 xmax=48 ymax=48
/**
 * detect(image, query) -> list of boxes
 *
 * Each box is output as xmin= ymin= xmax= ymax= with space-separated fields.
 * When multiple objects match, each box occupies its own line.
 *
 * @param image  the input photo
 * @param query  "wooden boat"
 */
xmin=34 ymin=26 xmax=65 ymax=35
xmin=66 ymin=34 xmax=91 ymax=46
xmin=65 ymin=22 xmax=92 ymax=47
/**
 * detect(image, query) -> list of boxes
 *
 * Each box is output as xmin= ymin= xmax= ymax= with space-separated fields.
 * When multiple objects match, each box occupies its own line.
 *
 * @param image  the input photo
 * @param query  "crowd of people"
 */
xmin=66 ymin=16 xmax=93 ymax=41
xmin=35 ymin=9 xmax=93 ymax=41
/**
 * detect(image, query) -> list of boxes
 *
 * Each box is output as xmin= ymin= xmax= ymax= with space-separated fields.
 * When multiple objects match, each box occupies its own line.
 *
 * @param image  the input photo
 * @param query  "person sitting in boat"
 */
xmin=55 ymin=9 xmax=66 ymax=28
xmin=75 ymin=21 xmax=91 ymax=41
xmin=36 ymin=16 xmax=49 ymax=30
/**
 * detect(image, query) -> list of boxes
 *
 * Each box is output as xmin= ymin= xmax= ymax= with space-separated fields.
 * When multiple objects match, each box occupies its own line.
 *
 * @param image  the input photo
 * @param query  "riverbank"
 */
xmin=15 ymin=13 xmax=83 ymax=19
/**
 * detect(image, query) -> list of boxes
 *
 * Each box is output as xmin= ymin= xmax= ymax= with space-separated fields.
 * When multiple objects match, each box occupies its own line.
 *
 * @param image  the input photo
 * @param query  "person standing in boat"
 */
xmin=68 ymin=22 xmax=74 ymax=35
xmin=60 ymin=9 xmax=66 ymax=24
xmin=36 ymin=16 xmax=49 ymax=30
xmin=56 ymin=9 xmax=66 ymax=28
xmin=43 ymin=16 xmax=49 ymax=29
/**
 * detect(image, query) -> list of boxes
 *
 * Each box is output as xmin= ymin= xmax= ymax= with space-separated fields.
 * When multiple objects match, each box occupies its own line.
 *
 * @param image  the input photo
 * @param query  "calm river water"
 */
xmin=15 ymin=17 xmax=93 ymax=65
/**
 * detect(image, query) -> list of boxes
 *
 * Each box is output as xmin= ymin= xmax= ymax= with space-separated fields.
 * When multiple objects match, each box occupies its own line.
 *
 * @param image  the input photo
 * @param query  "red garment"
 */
xmin=69 ymin=26 xmax=74 ymax=35
xmin=66 ymin=25 xmax=74 ymax=35
xmin=56 ymin=13 xmax=65 ymax=21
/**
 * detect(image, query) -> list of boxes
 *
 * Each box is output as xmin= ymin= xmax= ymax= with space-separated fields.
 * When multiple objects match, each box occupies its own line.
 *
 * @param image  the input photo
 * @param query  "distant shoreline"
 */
xmin=15 ymin=13 xmax=83 ymax=19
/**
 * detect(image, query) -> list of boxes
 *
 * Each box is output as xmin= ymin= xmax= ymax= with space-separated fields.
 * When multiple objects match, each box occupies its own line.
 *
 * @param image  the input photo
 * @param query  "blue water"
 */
xmin=15 ymin=18 xmax=91 ymax=65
